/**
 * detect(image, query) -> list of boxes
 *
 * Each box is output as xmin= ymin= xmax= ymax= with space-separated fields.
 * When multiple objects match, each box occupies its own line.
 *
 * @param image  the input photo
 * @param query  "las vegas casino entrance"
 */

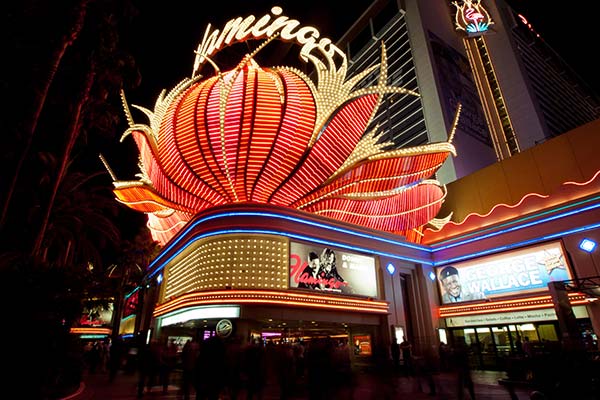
xmin=156 ymin=304 xmax=386 ymax=362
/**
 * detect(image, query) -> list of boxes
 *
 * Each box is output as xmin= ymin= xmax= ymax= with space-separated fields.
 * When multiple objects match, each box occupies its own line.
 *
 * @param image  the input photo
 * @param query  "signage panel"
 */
xmin=445 ymin=305 xmax=589 ymax=327
xmin=289 ymin=242 xmax=377 ymax=297
xmin=436 ymin=241 xmax=573 ymax=304
xmin=79 ymin=303 xmax=114 ymax=327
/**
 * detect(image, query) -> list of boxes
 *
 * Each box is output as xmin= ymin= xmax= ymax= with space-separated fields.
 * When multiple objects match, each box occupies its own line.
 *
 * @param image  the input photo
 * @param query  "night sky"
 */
xmin=104 ymin=0 xmax=599 ymax=232
xmin=4 ymin=0 xmax=597 ymax=248
xmin=121 ymin=1 xmax=598 ymax=122
xmin=122 ymin=1 xmax=365 ymax=107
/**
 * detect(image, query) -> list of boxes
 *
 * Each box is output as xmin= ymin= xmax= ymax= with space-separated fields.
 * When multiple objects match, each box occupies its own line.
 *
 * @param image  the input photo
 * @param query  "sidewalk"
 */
xmin=65 ymin=367 xmax=533 ymax=400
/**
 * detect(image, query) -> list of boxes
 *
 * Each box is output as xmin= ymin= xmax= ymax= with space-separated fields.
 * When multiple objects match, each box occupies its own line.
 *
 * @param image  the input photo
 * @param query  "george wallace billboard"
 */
xmin=436 ymin=241 xmax=573 ymax=305
xmin=289 ymin=242 xmax=378 ymax=298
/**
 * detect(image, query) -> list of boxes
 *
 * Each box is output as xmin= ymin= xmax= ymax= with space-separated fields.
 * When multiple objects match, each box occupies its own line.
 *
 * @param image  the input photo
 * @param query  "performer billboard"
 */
xmin=437 ymin=241 xmax=573 ymax=304
xmin=290 ymin=242 xmax=378 ymax=297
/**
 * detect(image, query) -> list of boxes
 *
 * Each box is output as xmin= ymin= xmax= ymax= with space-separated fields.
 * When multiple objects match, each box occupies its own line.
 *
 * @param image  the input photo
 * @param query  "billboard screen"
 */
xmin=79 ymin=302 xmax=114 ymax=327
xmin=289 ymin=242 xmax=377 ymax=297
xmin=436 ymin=241 xmax=573 ymax=304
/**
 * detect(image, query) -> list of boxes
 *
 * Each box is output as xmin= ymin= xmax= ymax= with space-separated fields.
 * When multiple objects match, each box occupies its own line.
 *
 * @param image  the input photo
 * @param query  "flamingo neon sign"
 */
xmin=452 ymin=0 xmax=493 ymax=35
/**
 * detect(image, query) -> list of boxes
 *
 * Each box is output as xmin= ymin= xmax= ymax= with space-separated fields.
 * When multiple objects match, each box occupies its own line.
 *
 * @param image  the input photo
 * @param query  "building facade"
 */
xmin=109 ymin=1 xmax=599 ymax=369
xmin=339 ymin=0 xmax=599 ymax=184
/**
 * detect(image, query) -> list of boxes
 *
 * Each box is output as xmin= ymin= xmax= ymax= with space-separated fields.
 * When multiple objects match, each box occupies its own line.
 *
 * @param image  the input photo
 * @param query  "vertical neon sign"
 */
xmin=452 ymin=0 xmax=494 ymax=35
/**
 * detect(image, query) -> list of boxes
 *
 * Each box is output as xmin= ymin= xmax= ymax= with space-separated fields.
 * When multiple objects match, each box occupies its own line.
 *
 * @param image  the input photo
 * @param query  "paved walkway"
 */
xmin=64 ymin=367 xmax=534 ymax=400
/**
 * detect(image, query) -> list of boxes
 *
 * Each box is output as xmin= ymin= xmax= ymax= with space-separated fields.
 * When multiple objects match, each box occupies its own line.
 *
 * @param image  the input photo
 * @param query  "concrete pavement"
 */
xmin=63 ymin=366 xmax=534 ymax=400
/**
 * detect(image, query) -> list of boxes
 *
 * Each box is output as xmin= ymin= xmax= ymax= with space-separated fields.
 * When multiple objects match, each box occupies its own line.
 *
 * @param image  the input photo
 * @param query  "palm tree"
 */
xmin=107 ymin=229 xmax=162 ymax=337
xmin=40 ymin=155 xmax=122 ymax=268
xmin=1 ymin=0 xmax=90 ymax=230
xmin=2 ymin=1 xmax=142 ymax=395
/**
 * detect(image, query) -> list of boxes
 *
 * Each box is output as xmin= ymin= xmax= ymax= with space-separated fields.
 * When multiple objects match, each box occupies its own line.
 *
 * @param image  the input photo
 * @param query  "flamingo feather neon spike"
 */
xmin=107 ymin=7 xmax=460 ymax=245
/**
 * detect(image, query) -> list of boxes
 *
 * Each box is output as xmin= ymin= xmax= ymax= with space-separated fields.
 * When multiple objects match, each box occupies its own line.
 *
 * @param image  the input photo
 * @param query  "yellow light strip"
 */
xmin=70 ymin=327 xmax=112 ymax=334
xmin=439 ymin=293 xmax=587 ymax=317
xmin=154 ymin=289 xmax=389 ymax=317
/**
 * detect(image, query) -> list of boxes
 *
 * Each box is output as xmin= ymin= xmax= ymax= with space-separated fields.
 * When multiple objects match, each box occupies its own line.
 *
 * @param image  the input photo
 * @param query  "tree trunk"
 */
xmin=0 ymin=0 xmax=89 ymax=231
xmin=32 ymin=64 xmax=96 ymax=261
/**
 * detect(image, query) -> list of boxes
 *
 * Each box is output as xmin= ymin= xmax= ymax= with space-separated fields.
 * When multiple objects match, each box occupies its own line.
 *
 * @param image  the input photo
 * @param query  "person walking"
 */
xmin=400 ymin=336 xmax=413 ymax=376
xmin=452 ymin=337 xmax=476 ymax=400
xmin=194 ymin=335 xmax=226 ymax=400
xmin=137 ymin=339 xmax=161 ymax=397
xmin=159 ymin=339 xmax=178 ymax=393
xmin=391 ymin=339 xmax=400 ymax=370
xmin=108 ymin=337 xmax=124 ymax=382
xmin=182 ymin=339 xmax=199 ymax=400
xmin=243 ymin=339 xmax=267 ymax=400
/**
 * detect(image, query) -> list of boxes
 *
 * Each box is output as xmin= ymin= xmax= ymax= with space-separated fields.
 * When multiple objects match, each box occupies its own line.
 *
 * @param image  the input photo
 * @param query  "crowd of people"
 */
xmin=81 ymin=333 xmax=481 ymax=400
xmin=79 ymin=330 xmax=600 ymax=400
xmin=131 ymin=335 xmax=354 ymax=400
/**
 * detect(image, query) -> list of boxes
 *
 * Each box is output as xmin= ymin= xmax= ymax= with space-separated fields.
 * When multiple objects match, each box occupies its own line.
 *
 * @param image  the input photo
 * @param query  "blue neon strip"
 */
xmin=434 ymin=222 xmax=600 ymax=266
xmin=147 ymin=228 xmax=433 ymax=279
xmin=148 ymin=211 xmax=431 ymax=269
xmin=125 ymin=286 xmax=140 ymax=299
xmin=432 ymin=200 xmax=600 ymax=252
xmin=146 ymin=201 xmax=600 ymax=278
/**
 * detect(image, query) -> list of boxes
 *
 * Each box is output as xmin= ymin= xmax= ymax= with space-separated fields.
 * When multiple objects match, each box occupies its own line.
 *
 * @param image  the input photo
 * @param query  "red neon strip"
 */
xmin=154 ymin=289 xmax=388 ymax=316
xmin=176 ymin=78 xmax=230 ymax=202
xmin=252 ymin=69 xmax=315 ymax=202
xmin=271 ymin=94 xmax=379 ymax=205
xmin=307 ymin=182 xmax=444 ymax=231
xmin=293 ymin=153 xmax=447 ymax=209
xmin=154 ymin=298 xmax=388 ymax=317
xmin=70 ymin=327 xmax=112 ymax=334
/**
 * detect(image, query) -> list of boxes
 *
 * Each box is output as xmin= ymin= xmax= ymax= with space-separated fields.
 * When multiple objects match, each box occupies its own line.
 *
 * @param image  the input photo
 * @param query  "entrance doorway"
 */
xmin=447 ymin=322 xmax=561 ymax=370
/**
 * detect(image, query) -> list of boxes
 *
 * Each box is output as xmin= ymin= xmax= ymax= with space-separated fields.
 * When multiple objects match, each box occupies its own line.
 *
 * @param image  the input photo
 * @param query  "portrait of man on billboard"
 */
xmin=297 ymin=251 xmax=321 ymax=290
xmin=439 ymin=266 xmax=486 ymax=304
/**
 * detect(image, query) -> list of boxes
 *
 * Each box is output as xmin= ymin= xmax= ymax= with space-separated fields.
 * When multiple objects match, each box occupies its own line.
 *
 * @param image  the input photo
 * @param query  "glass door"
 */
xmin=491 ymin=326 xmax=510 ymax=369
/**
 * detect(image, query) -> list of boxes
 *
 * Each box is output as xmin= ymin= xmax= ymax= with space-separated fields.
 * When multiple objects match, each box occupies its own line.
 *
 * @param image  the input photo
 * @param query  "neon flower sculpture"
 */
xmin=106 ymin=7 xmax=459 ymax=245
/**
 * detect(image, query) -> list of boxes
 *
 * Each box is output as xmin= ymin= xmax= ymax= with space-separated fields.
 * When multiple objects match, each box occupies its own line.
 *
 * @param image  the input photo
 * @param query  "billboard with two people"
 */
xmin=289 ymin=242 xmax=378 ymax=297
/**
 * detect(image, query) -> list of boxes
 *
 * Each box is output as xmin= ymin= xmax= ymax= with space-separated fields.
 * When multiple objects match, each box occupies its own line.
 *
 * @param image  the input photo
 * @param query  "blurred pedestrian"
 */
xmin=514 ymin=335 xmax=523 ymax=356
xmin=293 ymin=340 xmax=306 ymax=379
xmin=523 ymin=336 xmax=533 ymax=357
xmin=439 ymin=341 xmax=450 ymax=371
xmin=223 ymin=335 xmax=244 ymax=400
xmin=159 ymin=339 xmax=178 ymax=393
xmin=194 ymin=335 xmax=226 ymax=400
xmin=108 ymin=337 xmax=125 ymax=382
xmin=243 ymin=339 xmax=267 ymax=400
xmin=400 ymin=336 xmax=413 ymax=375
xmin=416 ymin=345 xmax=438 ymax=396
xmin=452 ymin=337 xmax=475 ymax=400
xmin=275 ymin=342 xmax=296 ymax=400
xmin=182 ymin=339 xmax=199 ymax=400
xmin=87 ymin=341 xmax=101 ymax=374
xmin=137 ymin=339 xmax=161 ymax=397
xmin=391 ymin=338 xmax=400 ymax=369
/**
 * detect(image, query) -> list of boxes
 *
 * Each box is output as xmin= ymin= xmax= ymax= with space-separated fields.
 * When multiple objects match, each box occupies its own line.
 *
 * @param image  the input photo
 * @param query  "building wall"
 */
xmin=437 ymin=118 xmax=600 ymax=223
xmin=339 ymin=0 xmax=599 ymax=185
